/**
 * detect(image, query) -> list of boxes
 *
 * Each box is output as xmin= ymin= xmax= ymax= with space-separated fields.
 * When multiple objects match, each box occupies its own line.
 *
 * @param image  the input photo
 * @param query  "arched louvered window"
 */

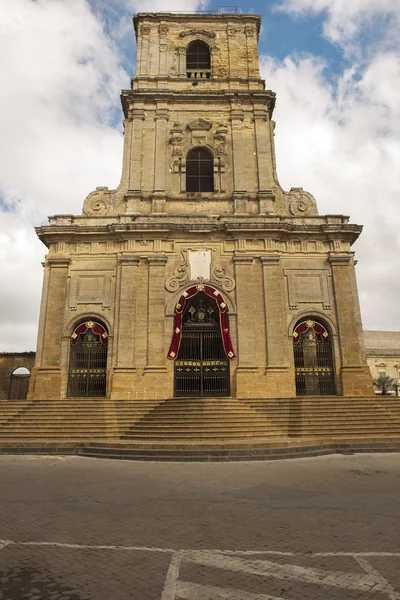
xmin=186 ymin=148 xmax=214 ymax=192
xmin=186 ymin=41 xmax=211 ymax=78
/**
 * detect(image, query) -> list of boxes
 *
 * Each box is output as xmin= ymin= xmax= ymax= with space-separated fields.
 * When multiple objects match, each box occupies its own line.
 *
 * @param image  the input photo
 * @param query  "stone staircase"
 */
xmin=119 ymin=396 xmax=284 ymax=441
xmin=0 ymin=395 xmax=400 ymax=460
xmin=243 ymin=396 xmax=400 ymax=440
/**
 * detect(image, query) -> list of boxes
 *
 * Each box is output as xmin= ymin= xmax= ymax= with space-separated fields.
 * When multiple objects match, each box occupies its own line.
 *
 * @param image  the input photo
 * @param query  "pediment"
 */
xmin=188 ymin=118 xmax=212 ymax=131
xmin=179 ymin=29 xmax=216 ymax=39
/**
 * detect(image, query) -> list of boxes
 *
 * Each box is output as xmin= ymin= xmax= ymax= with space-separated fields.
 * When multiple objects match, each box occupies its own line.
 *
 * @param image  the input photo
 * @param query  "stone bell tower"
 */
xmin=28 ymin=12 xmax=373 ymax=402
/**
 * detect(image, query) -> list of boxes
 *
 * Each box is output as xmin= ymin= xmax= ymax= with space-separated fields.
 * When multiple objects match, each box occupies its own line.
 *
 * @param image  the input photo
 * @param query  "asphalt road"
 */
xmin=0 ymin=453 xmax=399 ymax=599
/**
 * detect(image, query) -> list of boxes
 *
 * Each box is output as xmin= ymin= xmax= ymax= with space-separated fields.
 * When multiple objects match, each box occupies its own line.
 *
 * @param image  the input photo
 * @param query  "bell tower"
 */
xmin=29 ymin=12 xmax=374 ymax=402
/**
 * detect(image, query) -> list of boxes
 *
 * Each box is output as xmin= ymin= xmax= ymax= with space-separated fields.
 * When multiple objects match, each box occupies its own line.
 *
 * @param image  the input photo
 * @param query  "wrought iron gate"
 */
xmin=68 ymin=327 xmax=107 ymax=397
xmin=293 ymin=319 xmax=335 ymax=395
xmin=175 ymin=295 xmax=230 ymax=397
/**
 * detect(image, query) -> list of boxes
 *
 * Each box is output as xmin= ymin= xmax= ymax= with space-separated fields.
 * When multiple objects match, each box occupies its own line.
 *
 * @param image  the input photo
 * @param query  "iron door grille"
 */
xmin=175 ymin=326 xmax=230 ymax=397
xmin=68 ymin=331 xmax=107 ymax=397
xmin=294 ymin=336 xmax=335 ymax=395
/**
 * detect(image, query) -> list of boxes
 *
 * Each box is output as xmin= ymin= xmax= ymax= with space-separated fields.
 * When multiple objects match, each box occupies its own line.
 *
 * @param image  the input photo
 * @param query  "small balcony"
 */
xmin=186 ymin=69 xmax=211 ymax=79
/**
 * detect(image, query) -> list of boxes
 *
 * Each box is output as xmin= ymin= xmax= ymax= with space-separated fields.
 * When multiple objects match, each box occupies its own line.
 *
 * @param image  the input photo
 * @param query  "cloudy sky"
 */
xmin=0 ymin=0 xmax=399 ymax=351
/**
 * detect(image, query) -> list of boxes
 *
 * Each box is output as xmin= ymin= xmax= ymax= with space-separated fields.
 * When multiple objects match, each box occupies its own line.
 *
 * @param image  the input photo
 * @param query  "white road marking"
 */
xmin=0 ymin=539 xmax=400 ymax=558
xmin=0 ymin=539 xmax=399 ymax=599
xmin=161 ymin=551 xmax=183 ymax=600
xmin=175 ymin=581 xmax=286 ymax=600
xmin=354 ymin=556 xmax=400 ymax=600
xmin=182 ymin=550 xmax=397 ymax=595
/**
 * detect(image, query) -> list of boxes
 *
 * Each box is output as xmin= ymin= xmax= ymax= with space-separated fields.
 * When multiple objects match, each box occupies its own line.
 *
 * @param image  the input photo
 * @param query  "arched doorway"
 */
xmin=168 ymin=285 xmax=236 ymax=397
xmin=8 ymin=367 xmax=30 ymax=399
xmin=293 ymin=318 xmax=336 ymax=395
xmin=67 ymin=320 xmax=108 ymax=397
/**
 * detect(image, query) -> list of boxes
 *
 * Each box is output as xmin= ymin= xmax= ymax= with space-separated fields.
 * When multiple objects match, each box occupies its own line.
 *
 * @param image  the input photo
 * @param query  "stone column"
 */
xmin=261 ymin=255 xmax=294 ymax=397
xmin=158 ymin=23 xmax=169 ymax=77
xmin=230 ymin=105 xmax=248 ymax=213
xmin=144 ymin=256 xmax=168 ymax=395
xmin=138 ymin=24 xmax=150 ymax=76
xmin=152 ymin=105 xmax=168 ymax=213
xmin=233 ymin=256 xmax=260 ymax=396
xmin=29 ymin=258 xmax=70 ymax=400
xmin=329 ymin=253 xmax=374 ymax=396
xmin=253 ymin=107 xmax=275 ymax=214
xmin=177 ymin=47 xmax=186 ymax=77
xmin=128 ymin=107 xmax=145 ymax=197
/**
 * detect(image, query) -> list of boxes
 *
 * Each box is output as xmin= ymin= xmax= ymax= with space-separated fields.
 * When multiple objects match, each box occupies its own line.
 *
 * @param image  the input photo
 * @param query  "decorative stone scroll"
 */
xmin=165 ymin=261 xmax=189 ymax=292
xmin=82 ymin=187 xmax=111 ymax=217
xmin=288 ymin=188 xmax=318 ymax=216
xmin=165 ymin=249 xmax=236 ymax=292
xmin=211 ymin=265 xmax=235 ymax=291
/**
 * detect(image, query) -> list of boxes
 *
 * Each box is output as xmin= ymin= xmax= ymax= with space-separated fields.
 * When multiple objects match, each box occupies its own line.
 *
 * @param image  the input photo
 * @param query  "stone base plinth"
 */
xmin=28 ymin=367 xmax=62 ymax=400
xmin=340 ymin=365 xmax=375 ymax=397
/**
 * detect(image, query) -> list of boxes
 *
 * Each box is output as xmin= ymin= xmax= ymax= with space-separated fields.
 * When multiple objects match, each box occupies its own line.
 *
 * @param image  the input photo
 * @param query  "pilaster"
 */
xmin=145 ymin=256 xmax=168 ymax=379
xmin=29 ymin=258 xmax=70 ymax=399
xmin=261 ymin=255 xmax=294 ymax=397
xmin=329 ymin=253 xmax=374 ymax=396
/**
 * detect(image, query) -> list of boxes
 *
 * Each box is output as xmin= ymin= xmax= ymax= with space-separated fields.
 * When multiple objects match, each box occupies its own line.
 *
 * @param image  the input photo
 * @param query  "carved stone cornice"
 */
xmin=179 ymin=29 xmax=216 ymax=39
xmin=328 ymin=253 xmax=353 ymax=266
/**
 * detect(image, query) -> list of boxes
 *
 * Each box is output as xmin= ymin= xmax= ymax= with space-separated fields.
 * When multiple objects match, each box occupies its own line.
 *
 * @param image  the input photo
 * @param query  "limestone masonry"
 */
xmin=27 ymin=12 xmax=374 ymax=401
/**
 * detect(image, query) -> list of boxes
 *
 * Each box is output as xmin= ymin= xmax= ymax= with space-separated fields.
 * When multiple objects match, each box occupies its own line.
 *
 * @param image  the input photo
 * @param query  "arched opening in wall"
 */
xmin=186 ymin=148 xmax=214 ymax=192
xmin=8 ymin=367 xmax=30 ymax=400
xmin=169 ymin=287 xmax=236 ymax=397
xmin=67 ymin=320 xmax=108 ymax=397
xmin=293 ymin=318 xmax=336 ymax=396
xmin=186 ymin=41 xmax=211 ymax=78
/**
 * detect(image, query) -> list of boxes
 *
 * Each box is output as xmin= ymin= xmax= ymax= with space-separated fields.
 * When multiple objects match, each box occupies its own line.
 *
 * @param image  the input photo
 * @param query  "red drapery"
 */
xmin=293 ymin=319 xmax=329 ymax=344
xmin=71 ymin=320 xmax=108 ymax=346
xmin=167 ymin=284 xmax=236 ymax=360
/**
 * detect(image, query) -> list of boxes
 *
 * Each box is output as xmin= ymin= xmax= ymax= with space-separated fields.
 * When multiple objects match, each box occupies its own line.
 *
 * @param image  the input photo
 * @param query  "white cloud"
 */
xmin=0 ymin=0 xmax=127 ymax=351
xmin=260 ymin=49 xmax=400 ymax=330
xmin=0 ymin=0 xmax=205 ymax=351
xmin=276 ymin=0 xmax=400 ymax=54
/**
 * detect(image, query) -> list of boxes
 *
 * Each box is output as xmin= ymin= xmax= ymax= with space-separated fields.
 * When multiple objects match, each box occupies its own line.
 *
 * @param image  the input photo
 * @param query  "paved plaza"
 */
xmin=0 ymin=453 xmax=399 ymax=599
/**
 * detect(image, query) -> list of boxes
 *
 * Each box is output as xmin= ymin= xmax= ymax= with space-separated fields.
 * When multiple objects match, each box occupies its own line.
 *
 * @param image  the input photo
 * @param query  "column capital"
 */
xmin=260 ymin=254 xmax=281 ymax=265
xmin=233 ymin=255 xmax=253 ymax=265
xmin=147 ymin=255 xmax=168 ymax=265
xmin=329 ymin=253 xmax=353 ymax=266
xmin=118 ymin=254 xmax=140 ymax=266
xmin=46 ymin=258 xmax=71 ymax=268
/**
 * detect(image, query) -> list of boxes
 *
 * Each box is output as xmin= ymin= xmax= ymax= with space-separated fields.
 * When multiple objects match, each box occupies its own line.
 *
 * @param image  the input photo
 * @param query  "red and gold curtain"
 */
xmin=71 ymin=321 xmax=108 ymax=346
xmin=293 ymin=319 xmax=329 ymax=344
xmin=167 ymin=284 xmax=236 ymax=360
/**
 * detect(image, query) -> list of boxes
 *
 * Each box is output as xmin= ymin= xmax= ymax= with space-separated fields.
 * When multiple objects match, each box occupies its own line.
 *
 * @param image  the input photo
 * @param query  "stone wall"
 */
xmin=0 ymin=352 xmax=36 ymax=400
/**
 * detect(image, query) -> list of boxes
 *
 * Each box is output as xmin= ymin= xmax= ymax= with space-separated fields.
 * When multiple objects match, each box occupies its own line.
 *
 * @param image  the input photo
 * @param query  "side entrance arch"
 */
xmin=168 ymin=285 xmax=236 ymax=397
xmin=293 ymin=318 xmax=336 ymax=395
xmin=67 ymin=320 xmax=108 ymax=397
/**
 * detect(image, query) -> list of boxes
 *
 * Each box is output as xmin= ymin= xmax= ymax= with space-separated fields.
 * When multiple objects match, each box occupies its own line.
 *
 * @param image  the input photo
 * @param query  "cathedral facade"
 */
xmin=28 ymin=12 xmax=373 ymax=402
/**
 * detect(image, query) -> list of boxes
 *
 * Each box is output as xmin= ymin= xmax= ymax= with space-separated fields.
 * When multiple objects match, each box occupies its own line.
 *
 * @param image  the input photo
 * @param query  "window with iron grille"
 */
xmin=186 ymin=41 xmax=211 ymax=78
xmin=186 ymin=148 xmax=214 ymax=192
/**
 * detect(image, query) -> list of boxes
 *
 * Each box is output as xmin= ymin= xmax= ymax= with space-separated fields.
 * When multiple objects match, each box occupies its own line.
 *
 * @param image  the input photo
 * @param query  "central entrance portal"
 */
xmin=174 ymin=292 xmax=230 ymax=397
